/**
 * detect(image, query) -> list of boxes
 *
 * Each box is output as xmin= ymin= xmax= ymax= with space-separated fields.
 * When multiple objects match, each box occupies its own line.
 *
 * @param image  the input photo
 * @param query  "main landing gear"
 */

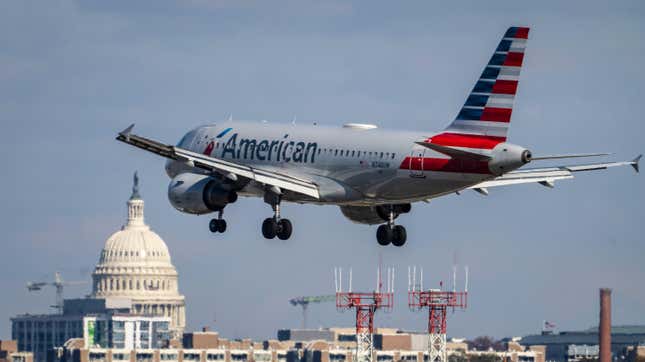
xmin=261 ymin=191 xmax=293 ymax=240
xmin=376 ymin=205 xmax=408 ymax=247
xmin=209 ymin=209 xmax=227 ymax=233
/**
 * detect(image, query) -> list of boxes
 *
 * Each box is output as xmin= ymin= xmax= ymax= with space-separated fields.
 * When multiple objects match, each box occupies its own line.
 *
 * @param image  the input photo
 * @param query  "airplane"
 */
xmin=117 ymin=26 xmax=640 ymax=247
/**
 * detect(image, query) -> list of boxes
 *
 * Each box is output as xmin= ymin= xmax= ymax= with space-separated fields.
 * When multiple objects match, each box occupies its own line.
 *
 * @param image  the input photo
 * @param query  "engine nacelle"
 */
xmin=167 ymin=173 xmax=237 ymax=215
xmin=488 ymin=142 xmax=532 ymax=175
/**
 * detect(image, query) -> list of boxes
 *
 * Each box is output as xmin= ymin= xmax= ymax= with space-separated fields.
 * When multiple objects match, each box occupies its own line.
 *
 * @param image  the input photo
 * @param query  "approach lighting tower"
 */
xmin=408 ymin=266 xmax=468 ymax=362
xmin=26 ymin=272 xmax=86 ymax=314
xmin=334 ymin=267 xmax=394 ymax=362
xmin=289 ymin=295 xmax=336 ymax=328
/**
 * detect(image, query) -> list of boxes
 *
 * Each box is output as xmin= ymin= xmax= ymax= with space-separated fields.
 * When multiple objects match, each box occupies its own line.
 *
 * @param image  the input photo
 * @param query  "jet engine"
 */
xmin=167 ymin=173 xmax=238 ymax=215
xmin=488 ymin=142 xmax=532 ymax=175
xmin=340 ymin=204 xmax=411 ymax=225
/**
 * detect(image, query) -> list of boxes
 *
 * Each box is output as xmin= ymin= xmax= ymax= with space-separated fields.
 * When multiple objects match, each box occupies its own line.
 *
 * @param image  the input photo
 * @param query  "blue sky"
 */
xmin=1 ymin=0 xmax=643 ymax=341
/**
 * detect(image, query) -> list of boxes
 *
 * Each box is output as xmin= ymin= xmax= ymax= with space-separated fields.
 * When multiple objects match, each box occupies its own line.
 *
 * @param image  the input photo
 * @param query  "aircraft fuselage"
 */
xmin=165 ymin=121 xmax=494 ymax=205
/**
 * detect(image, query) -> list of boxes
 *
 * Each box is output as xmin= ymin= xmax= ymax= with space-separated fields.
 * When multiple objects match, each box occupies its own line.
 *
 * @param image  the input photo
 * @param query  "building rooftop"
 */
xmin=521 ymin=325 xmax=645 ymax=345
xmin=580 ymin=325 xmax=645 ymax=334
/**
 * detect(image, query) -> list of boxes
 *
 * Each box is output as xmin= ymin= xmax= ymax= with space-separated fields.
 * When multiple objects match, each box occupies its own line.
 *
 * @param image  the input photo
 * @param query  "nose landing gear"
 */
xmin=209 ymin=209 xmax=227 ymax=233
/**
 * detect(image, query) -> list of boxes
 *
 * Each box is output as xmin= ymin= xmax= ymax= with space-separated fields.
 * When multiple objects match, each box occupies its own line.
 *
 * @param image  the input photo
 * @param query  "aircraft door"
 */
xmin=409 ymin=148 xmax=426 ymax=177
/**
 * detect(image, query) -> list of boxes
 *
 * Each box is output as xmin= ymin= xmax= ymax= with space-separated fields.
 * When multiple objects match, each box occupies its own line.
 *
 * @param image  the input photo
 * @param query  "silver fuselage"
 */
xmin=165 ymin=121 xmax=495 ymax=206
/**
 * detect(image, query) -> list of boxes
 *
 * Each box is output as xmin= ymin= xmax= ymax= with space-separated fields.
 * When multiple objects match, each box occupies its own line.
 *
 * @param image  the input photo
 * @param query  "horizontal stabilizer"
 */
xmin=530 ymin=153 xmax=609 ymax=161
xmin=415 ymin=141 xmax=491 ymax=161
xmin=468 ymin=155 xmax=640 ymax=190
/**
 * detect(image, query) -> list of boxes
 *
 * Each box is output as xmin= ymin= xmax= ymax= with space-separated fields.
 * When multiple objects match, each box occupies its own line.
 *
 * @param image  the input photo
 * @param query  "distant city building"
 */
xmin=51 ymin=327 xmax=544 ymax=362
xmin=520 ymin=325 xmax=645 ymax=362
xmin=567 ymin=345 xmax=599 ymax=362
xmin=0 ymin=340 xmax=33 ymax=362
xmin=51 ymin=329 xmax=291 ymax=362
xmin=11 ymin=174 xmax=186 ymax=362
xmin=277 ymin=329 xmax=544 ymax=362
xmin=11 ymin=308 xmax=169 ymax=362
xmin=11 ymin=313 xmax=84 ymax=362
xmin=82 ymin=314 xmax=171 ymax=350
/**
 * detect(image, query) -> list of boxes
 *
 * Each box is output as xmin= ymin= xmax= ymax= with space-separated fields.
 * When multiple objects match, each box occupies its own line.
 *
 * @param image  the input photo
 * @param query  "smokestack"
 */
xmin=599 ymin=288 xmax=612 ymax=362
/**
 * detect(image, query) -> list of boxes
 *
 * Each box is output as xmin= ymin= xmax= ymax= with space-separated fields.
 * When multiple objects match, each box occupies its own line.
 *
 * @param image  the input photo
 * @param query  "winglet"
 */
xmin=119 ymin=124 xmax=135 ymax=141
xmin=632 ymin=154 xmax=642 ymax=173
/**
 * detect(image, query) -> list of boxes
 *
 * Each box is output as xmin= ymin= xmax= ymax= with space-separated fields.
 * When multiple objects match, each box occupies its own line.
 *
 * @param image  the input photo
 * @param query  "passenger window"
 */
xmin=391 ymin=153 xmax=396 ymax=159
xmin=335 ymin=149 xmax=338 ymax=156
xmin=380 ymin=152 xmax=383 ymax=159
xmin=318 ymin=149 xmax=322 ymax=155
xmin=351 ymin=150 xmax=355 ymax=157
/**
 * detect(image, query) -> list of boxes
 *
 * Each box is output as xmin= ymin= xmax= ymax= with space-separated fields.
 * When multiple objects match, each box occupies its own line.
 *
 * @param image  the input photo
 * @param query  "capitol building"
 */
xmin=90 ymin=173 xmax=186 ymax=336
xmin=12 ymin=173 xmax=186 ymax=362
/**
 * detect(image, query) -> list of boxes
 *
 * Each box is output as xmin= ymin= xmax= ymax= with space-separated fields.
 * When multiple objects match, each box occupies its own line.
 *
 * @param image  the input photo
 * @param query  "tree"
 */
xmin=467 ymin=336 xmax=506 ymax=352
xmin=449 ymin=354 xmax=468 ymax=362
xmin=468 ymin=354 xmax=502 ymax=362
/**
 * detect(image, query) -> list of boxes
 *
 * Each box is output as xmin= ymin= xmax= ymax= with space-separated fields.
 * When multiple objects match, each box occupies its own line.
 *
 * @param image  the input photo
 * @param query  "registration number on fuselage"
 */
xmin=371 ymin=161 xmax=390 ymax=168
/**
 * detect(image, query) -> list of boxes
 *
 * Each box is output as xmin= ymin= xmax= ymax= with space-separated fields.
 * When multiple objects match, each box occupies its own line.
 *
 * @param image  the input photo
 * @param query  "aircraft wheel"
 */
xmin=209 ymin=219 xmax=227 ymax=233
xmin=376 ymin=225 xmax=392 ymax=246
xmin=392 ymin=225 xmax=407 ymax=247
xmin=217 ymin=219 xmax=227 ymax=233
xmin=277 ymin=219 xmax=293 ymax=240
xmin=209 ymin=219 xmax=219 ymax=233
xmin=262 ymin=218 xmax=278 ymax=239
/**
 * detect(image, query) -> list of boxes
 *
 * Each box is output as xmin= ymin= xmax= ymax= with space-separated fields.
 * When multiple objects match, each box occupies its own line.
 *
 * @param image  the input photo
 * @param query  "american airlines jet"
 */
xmin=117 ymin=27 xmax=640 ymax=246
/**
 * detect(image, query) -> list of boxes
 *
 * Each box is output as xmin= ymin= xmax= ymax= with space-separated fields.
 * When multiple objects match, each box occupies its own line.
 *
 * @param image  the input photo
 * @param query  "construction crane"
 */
xmin=289 ymin=295 xmax=335 ymax=329
xmin=26 ymin=272 xmax=87 ymax=314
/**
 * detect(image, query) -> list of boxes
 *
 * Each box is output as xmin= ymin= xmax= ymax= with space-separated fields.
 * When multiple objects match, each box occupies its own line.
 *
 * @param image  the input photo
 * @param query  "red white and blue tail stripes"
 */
xmin=436 ymin=26 xmax=529 ymax=148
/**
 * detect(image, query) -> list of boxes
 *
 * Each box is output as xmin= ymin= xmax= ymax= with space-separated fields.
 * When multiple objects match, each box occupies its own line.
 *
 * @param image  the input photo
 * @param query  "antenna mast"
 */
xmin=408 ymin=265 xmax=469 ymax=362
xmin=335 ymin=267 xmax=394 ymax=362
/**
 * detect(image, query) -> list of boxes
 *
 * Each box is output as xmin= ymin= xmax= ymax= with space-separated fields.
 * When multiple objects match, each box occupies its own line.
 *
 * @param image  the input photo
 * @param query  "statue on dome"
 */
xmin=131 ymin=171 xmax=141 ymax=199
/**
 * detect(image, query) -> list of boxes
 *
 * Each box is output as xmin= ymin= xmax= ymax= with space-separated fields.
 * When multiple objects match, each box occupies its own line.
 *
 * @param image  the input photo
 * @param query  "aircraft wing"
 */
xmin=469 ymin=156 xmax=640 ymax=190
xmin=116 ymin=125 xmax=320 ymax=199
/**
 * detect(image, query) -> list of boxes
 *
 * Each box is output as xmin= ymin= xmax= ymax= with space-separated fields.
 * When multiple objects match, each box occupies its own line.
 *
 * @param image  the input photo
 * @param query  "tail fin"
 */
xmin=434 ymin=26 xmax=530 ymax=149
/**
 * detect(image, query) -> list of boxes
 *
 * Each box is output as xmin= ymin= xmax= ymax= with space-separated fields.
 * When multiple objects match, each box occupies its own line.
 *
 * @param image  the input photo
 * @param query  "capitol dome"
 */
xmin=91 ymin=172 xmax=186 ymax=337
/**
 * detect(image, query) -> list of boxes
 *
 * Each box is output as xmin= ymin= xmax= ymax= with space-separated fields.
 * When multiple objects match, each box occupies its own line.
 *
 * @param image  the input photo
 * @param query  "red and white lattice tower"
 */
xmin=408 ymin=266 xmax=468 ymax=362
xmin=335 ymin=267 xmax=394 ymax=362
